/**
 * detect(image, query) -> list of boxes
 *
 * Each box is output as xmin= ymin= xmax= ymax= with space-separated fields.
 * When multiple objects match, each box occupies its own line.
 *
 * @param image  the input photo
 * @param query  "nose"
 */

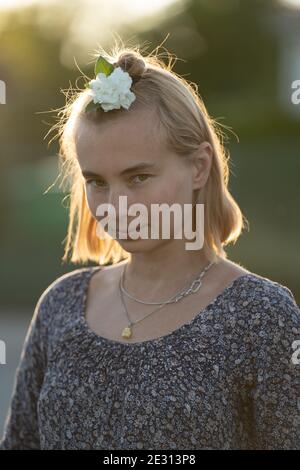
xmin=108 ymin=190 xmax=131 ymax=231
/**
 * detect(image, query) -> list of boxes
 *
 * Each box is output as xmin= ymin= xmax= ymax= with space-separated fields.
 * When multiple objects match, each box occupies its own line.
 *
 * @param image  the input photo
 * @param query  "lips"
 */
xmin=115 ymin=223 xmax=146 ymax=236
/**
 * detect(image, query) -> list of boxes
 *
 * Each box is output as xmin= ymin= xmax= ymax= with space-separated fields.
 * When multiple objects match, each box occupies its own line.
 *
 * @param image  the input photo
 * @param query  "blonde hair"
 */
xmin=48 ymin=41 xmax=248 ymax=266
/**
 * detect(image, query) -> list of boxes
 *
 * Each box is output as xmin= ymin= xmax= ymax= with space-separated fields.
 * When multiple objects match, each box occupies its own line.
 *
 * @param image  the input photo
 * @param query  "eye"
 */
xmin=130 ymin=174 xmax=151 ymax=184
xmin=85 ymin=179 xmax=106 ymax=189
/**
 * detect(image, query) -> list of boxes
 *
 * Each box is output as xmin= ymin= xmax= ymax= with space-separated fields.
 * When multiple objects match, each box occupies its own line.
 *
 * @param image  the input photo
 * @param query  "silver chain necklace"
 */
xmin=119 ymin=260 xmax=214 ymax=339
xmin=120 ymin=260 xmax=214 ymax=305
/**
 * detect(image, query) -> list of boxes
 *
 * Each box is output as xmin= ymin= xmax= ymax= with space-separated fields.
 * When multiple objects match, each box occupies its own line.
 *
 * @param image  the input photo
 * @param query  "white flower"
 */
xmin=87 ymin=66 xmax=136 ymax=112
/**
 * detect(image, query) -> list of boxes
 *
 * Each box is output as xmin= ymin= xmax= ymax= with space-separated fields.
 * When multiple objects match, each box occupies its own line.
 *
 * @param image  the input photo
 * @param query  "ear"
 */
xmin=191 ymin=141 xmax=213 ymax=191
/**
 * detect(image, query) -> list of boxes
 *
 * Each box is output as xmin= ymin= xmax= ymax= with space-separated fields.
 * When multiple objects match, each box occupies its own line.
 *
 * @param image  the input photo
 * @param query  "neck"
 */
xmin=122 ymin=240 xmax=218 ymax=301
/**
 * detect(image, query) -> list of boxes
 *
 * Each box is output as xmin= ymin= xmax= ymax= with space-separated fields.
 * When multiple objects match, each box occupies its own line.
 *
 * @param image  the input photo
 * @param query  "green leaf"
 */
xmin=94 ymin=56 xmax=114 ymax=77
xmin=85 ymin=100 xmax=100 ymax=113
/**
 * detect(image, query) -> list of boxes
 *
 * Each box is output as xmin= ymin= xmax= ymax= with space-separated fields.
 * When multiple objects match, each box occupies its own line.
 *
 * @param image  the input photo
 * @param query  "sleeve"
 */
xmin=0 ymin=287 xmax=50 ymax=450
xmin=248 ymin=285 xmax=300 ymax=449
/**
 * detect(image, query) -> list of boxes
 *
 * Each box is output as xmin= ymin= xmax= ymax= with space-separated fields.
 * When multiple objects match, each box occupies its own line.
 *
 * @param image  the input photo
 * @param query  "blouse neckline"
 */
xmin=78 ymin=266 xmax=254 ymax=348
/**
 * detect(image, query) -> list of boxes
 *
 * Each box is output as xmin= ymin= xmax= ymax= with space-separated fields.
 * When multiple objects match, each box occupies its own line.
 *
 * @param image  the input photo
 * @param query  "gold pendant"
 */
xmin=122 ymin=326 xmax=132 ymax=339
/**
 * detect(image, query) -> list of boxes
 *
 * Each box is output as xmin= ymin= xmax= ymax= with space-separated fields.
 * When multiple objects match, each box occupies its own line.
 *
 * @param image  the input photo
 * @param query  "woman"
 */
xmin=1 ymin=45 xmax=299 ymax=450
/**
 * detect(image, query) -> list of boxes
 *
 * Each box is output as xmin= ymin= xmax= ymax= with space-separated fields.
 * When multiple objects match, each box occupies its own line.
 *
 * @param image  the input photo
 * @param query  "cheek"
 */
xmin=149 ymin=173 xmax=189 ymax=205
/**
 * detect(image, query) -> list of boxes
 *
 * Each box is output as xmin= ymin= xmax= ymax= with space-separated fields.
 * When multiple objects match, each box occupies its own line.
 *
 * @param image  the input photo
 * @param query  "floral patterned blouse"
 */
xmin=1 ymin=266 xmax=300 ymax=450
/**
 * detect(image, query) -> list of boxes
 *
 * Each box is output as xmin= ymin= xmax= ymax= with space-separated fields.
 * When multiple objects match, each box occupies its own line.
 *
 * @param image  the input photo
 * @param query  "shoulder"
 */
xmin=32 ymin=266 xmax=99 ymax=324
xmin=39 ymin=266 xmax=97 ymax=302
xmin=217 ymin=258 xmax=298 ymax=311
xmin=33 ymin=262 xmax=122 ymax=320
xmin=239 ymin=271 xmax=298 ymax=310
xmin=235 ymin=272 xmax=300 ymax=341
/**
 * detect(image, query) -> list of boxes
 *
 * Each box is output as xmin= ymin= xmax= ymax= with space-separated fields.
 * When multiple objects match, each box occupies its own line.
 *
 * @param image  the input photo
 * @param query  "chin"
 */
xmin=116 ymin=237 xmax=169 ymax=253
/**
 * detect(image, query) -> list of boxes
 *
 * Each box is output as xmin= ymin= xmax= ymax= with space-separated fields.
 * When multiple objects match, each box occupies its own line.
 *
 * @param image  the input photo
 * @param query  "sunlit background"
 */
xmin=0 ymin=0 xmax=299 ymax=435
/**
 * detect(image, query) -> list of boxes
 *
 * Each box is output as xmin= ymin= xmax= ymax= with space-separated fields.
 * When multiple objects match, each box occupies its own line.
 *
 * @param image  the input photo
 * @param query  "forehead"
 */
xmin=75 ymin=109 xmax=168 ymax=170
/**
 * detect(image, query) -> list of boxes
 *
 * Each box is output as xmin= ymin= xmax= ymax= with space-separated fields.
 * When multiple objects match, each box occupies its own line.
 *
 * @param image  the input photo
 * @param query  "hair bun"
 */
xmin=115 ymin=52 xmax=146 ymax=84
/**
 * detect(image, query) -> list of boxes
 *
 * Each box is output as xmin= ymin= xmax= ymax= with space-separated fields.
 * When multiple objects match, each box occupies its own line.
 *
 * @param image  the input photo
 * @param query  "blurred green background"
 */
xmin=0 ymin=0 xmax=299 ymax=309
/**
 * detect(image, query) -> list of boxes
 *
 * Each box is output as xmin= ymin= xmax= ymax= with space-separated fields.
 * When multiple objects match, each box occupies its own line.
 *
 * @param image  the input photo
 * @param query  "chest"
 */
xmin=84 ymin=278 xmax=220 ymax=344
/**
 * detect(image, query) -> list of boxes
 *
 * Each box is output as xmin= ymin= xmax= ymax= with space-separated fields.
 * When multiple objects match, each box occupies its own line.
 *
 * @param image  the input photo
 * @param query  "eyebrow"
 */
xmin=82 ymin=162 xmax=158 ymax=179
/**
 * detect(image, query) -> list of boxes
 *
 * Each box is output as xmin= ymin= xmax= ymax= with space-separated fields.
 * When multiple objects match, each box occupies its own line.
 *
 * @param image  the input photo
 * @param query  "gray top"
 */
xmin=1 ymin=266 xmax=300 ymax=450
